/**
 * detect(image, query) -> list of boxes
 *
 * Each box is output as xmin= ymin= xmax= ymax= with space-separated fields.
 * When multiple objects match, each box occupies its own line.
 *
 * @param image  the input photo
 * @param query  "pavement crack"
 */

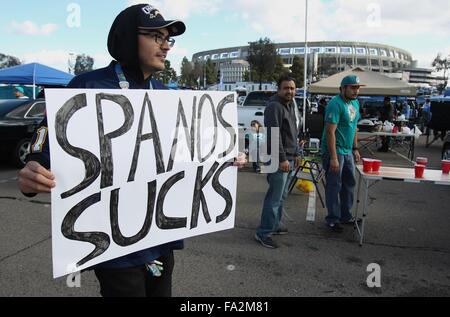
xmin=0 ymin=196 xmax=18 ymax=201
xmin=0 ymin=196 xmax=50 ymax=206
xmin=0 ymin=236 xmax=51 ymax=264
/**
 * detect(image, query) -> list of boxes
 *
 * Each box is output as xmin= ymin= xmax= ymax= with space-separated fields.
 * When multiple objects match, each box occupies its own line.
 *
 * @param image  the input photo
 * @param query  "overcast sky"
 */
xmin=1 ymin=0 xmax=449 ymax=75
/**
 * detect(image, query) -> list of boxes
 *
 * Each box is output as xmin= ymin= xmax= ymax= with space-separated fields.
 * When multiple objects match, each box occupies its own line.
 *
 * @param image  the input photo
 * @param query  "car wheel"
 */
xmin=443 ymin=143 xmax=450 ymax=160
xmin=12 ymin=138 xmax=31 ymax=168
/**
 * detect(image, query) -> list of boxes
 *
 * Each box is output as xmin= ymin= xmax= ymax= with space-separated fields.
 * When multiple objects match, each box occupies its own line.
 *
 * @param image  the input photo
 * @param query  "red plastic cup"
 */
xmin=415 ymin=164 xmax=425 ymax=178
xmin=362 ymin=158 xmax=373 ymax=173
xmin=442 ymin=160 xmax=450 ymax=174
xmin=372 ymin=159 xmax=382 ymax=172
xmin=416 ymin=157 xmax=428 ymax=166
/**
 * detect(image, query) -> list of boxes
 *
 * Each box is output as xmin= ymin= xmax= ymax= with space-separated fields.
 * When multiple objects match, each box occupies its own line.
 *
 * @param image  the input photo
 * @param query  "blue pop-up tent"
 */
xmin=0 ymin=63 xmax=74 ymax=98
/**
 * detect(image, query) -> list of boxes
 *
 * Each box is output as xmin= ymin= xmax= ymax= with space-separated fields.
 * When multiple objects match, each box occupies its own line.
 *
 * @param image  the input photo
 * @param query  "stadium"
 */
xmin=192 ymin=41 xmax=413 ymax=83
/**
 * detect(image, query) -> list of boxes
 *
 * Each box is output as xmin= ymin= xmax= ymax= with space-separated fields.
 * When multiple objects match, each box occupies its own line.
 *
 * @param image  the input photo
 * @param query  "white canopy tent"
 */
xmin=309 ymin=68 xmax=417 ymax=96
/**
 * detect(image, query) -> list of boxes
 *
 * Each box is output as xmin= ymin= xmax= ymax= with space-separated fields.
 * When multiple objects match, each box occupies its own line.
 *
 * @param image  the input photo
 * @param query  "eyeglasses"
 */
xmin=138 ymin=32 xmax=175 ymax=48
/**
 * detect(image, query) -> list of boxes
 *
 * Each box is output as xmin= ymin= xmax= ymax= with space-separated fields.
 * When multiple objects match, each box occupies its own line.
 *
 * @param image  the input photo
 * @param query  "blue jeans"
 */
xmin=256 ymin=160 xmax=295 ymax=238
xmin=322 ymin=153 xmax=356 ymax=225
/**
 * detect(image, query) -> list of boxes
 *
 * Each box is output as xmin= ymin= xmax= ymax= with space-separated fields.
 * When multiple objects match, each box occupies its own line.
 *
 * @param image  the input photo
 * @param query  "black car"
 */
xmin=0 ymin=99 xmax=45 ymax=167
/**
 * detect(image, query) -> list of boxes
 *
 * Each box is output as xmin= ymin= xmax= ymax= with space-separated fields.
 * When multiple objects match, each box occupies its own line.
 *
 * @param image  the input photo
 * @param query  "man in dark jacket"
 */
xmin=18 ymin=4 xmax=186 ymax=297
xmin=254 ymin=75 xmax=299 ymax=249
xmin=379 ymin=96 xmax=394 ymax=152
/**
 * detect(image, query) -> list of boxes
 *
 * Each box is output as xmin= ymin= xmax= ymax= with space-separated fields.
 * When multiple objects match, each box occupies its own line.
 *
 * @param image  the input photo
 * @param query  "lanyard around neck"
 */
xmin=115 ymin=63 xmax=153 ymax=90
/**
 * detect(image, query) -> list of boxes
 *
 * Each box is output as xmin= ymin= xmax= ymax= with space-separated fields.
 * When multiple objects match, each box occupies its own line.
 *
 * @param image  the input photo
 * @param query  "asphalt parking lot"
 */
xmin=1 ymin=135 xmax=449 ymax=297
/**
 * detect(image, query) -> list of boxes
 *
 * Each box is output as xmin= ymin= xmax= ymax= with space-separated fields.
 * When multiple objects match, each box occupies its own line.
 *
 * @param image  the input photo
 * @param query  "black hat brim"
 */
xmin=138 ymin=20 xmax=186 ymax=37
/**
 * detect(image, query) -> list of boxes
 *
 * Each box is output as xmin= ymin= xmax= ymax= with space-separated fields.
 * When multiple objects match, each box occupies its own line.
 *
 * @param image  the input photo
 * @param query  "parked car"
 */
xmin=0 ymin=99 xmax=45 ymax=167
xmin=237 ymin=91 xmax=302 ymax=131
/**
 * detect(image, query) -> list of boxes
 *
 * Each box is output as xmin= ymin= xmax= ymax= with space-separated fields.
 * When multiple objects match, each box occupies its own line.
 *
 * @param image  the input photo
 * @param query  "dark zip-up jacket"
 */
xmin=264 ymin=95 xmax=299 ymax=163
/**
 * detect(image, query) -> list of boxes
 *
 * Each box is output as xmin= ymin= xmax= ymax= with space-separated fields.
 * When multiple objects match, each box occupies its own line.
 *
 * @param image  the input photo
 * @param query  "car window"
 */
xmin=0 ymin=100 xmax=29 ymax=117
xmin=26 ymin=102 xmax=46 ymax=118
xmin=243 ymin=91 xmax=275 ymax=106
xmin=4 ymin=103 xmax=30 ymax=118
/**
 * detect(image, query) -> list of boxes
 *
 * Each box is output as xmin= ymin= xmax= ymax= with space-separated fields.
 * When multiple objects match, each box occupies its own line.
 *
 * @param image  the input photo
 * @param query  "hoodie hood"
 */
xmin=108 ymin=5 xmax=143 ymax=82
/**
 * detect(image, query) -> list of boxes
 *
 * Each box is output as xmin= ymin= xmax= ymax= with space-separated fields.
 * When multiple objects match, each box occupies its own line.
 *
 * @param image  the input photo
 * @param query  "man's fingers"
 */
xmin=19 ymin=165 xmax=56 ymax=194
xmin=28 ymin=162 xmax=55 ymax=180
xmin=20 ymin=167 xmax=56 ymax=188
xmin=19 ymin=177 xmax=52 ymax=193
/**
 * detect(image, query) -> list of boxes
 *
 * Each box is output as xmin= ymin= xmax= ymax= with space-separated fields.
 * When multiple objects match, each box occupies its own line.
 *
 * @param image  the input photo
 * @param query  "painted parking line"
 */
xmin=0 ymin=177 xmax=18 ymax=184
xmin=306 ymin=188 xmax=316 ymax=222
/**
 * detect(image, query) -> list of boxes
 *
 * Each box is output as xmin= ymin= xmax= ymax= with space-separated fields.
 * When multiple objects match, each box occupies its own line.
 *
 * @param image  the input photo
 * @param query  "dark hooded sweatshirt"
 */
xmin=26 ymin=6 xmax=183 ymax=269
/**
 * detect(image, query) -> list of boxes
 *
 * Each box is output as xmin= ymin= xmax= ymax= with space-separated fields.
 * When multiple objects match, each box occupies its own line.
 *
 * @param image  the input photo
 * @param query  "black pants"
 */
xmin=94 ymin=251 xmax=174 ymax=297
xmin=380 ymin=136 xmax=391 ymax=151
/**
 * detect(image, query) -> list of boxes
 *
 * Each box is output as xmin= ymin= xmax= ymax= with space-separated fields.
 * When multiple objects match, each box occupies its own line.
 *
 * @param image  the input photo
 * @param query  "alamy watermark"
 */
xmin=367 ymin=3 xmax=382 ymax=28
xmin=166 ymin=126 xmax=281 ymax=174
xmin=67 ymin=3 xmax=81 ymax=28
xmin=366 ymin=263 xmax=381 ymax=288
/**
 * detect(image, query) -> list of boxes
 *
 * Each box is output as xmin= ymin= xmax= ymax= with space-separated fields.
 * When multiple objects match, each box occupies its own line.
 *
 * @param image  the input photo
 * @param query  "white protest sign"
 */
xmin=45 ymin=89 xmax=238 ymax=278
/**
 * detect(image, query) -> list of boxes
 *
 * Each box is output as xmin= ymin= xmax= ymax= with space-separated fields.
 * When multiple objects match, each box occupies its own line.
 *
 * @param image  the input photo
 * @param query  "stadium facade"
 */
xmin=192 ymin=41 xmax=413 ymax=83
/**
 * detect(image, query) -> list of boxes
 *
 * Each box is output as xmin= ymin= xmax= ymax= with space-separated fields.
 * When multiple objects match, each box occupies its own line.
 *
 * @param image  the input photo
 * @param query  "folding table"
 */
xmin=354 ymin=165 xmax=450 ymax=246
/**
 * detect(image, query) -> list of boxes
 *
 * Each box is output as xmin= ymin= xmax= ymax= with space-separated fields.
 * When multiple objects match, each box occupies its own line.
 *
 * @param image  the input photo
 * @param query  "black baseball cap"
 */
xmin=137 ymin=4 xmax=186 ymax=36
xmin=107 ymin=4 xmax=186 ymax=82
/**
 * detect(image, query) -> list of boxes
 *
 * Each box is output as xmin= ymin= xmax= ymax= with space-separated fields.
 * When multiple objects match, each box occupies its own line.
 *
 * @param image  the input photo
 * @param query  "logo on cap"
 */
xmin=142 ymin=5 xmax=161 ymax=19
xmin=341 ymin=75 xmax=365 ymax=87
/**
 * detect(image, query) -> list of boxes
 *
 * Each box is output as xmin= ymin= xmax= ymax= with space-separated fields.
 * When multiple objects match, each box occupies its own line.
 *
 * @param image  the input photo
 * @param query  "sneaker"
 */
xmin=327 ymin=223 xmax=343 ymax=233
xmin=272 ymin=224 xmax=288 ymax=235
xmin=254 ymin=233 xmax=278 ymax=249
xmin=341 ymin=217 xmax=362 ymax=225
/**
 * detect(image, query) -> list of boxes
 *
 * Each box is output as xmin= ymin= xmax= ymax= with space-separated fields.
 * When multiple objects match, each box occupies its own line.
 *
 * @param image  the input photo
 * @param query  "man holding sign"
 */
xmin=19 ymin=4 xmax=244 ymax=297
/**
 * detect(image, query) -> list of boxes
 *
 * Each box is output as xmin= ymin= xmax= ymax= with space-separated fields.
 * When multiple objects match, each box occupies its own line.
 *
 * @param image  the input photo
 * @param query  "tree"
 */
xmin=74 ymin=54 xmax=94 ymax=75
xmin=290 ymin=56 xmax=305 ymax=87
xmin=272 ymin=56 xmax=288 ymax=82
xmin=243 ymin=70 xmax=251 ymax=82
xmin=179 ymin=56 xmax=195 ymax=87
xmin=0 ymin=53 xmax=21 ymax=69
xmin=192 ymin=60 xmax=204 ymax=89
xmin=205 ymin=59 xmax=216 ymax=86
xmin=247 ymin=38 xmax=277 ymax=90
xmin=153 ymin=60 xmax=177 ymax=84
xmin=432 ymin=53 xmax=450 ymax=93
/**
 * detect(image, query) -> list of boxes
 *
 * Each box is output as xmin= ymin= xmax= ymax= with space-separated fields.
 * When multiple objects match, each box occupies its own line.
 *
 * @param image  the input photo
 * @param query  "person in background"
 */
xmin=402 ymin=101 xmax=411 ymax=120
xmin=14 ymin=87 xmax=29 ymax=99
xmin=421 ymin=98 xmax=432 ymax=134
xmin=318 ymin=98 xmax=327 ymax=116
xmin=378 ymin=96 xmax=394 ymax=152
xmin=246 ymin=120 xmax=265 ymax=173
